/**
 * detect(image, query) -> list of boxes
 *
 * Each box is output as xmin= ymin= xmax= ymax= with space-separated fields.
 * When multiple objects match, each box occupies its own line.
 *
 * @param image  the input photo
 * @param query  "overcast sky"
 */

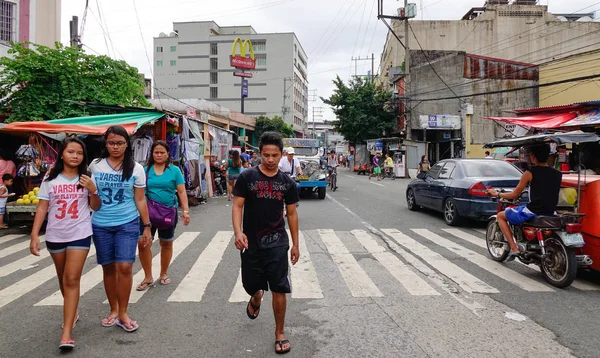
xmin=60 ymin=0 xmax=598 ymax=122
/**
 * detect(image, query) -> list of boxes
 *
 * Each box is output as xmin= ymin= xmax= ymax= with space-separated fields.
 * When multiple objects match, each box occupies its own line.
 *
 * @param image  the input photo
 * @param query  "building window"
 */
xmin=170 ymin=60 xmax=176 ymax=66
xmin=210 ymin=87 xmax=218 ymax=99
xmin=210 ymin=58 xmax=218 ymax=70
xmin=156 ymin=46 xmax=163 ymax=53
xmin=210 ymin=43 xmax=218 ymax=56
xmin=170 ymin=46 xmax=176 ymax=52
xmin=0 ymin=1 xmax=16 ymax=43
xmin=210 ymin=72 xmax=218 ymax=84
xmin=253 ymin=41 xmax=266 ymax=52
xmin=156 ymin=60 xmax=163 ymax=67
xmin=256 ymin=54 xmax=267 ymax=68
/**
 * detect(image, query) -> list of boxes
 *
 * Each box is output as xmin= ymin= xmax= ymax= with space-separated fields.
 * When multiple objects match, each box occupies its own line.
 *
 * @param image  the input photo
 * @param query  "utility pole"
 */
xmin=371 ymin=53 xmax=375 ymax=83
xmin=404 ymin=0 xmax=411 ymax=139
xmin=351 ymin=56 xmax=375 ymax=82
xmin=282 ymin=77 xmax=292 ymax=122
xmin=69 ymin=16 xmax=80 ymax=48
xmin=311 ymin=107 xmax=323 ymax=139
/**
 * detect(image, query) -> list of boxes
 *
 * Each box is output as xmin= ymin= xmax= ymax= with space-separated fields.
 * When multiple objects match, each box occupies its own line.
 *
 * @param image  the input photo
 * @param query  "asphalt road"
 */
xmin=1 ymin=167 xmax=599 ymax=357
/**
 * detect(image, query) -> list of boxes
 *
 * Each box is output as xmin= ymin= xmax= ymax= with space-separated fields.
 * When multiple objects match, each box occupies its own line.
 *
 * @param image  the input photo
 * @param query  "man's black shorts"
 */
xmin=241 ymin=246 xmax=291 ymax=295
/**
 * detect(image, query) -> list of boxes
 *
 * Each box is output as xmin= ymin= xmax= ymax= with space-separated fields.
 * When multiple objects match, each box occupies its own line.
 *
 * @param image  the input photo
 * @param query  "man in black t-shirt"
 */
xmin=232 ymin=132 xmax=299 ymax=355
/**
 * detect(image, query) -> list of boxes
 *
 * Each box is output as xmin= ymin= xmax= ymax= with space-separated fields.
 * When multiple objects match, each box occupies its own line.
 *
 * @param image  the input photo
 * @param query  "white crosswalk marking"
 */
xmin=444 ymin=228 xmax=600 ymax=291
xmin=124 ymin=232 xmax=200 ymax=304
xmin=0 ymin=248 xmax=50 ymax=278
xmin=168 ymin=231 xmax=233 ymax=302
xmin=318 ymin=229 xmax=382 ymax=297
xmin=0 ymin=234 xmax=22 ymax=244
xmin=351 ymin=230 xmax=439 ymax=296
xmin=0 ymin=246 xmax=96 ymax=309
xmin=413 ymin=229 xmax=554 ymax=292
xmin=474 ymin=229 xmax=487 ymax=235
xmin=382 ymin=229 xmax=499 ymax=294
xmin=228 ymin=270 xmax=247 ymax=303
xmin=0 ymin=235 xmax=44 ymax=259
xmin=289 ymin=230 xmax=323 ymax=299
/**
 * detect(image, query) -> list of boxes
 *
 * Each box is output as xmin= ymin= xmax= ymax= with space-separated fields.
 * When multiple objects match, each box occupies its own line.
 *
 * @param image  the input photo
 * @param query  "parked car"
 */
xmin=406 ymin=159 xmax=526 ymax=226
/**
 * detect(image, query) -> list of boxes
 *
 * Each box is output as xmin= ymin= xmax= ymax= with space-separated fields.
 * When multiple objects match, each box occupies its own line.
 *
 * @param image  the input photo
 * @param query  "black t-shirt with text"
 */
xmin=233 ymin=167 xmax=299 ymax=250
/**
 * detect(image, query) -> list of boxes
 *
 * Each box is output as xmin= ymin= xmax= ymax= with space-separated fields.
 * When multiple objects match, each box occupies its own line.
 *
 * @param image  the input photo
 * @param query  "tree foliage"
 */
xmin=0 ymin=42 xmax=151 ymax=122
xmin=322 ymin=76 xmax=397 ymax=144
xmin=254 ymin=115 xmax=295 ymax=139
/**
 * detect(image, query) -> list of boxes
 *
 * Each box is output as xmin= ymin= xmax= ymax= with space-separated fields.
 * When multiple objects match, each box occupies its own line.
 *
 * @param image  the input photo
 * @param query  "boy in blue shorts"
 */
xmin=487 ymin=144 xmax=562 ymax=261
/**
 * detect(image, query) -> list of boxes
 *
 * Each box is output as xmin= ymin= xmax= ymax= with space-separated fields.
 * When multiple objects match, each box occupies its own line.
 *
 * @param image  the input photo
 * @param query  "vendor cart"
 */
xmin=5 ymin=202 xmax=37 ymax=224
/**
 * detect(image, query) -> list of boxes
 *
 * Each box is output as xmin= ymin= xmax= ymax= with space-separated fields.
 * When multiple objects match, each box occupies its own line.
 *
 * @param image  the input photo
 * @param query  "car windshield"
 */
xmin=292 ymin=147 xmax=319 ymax=156
xmin=461 ymin=160 xmax=522 ymax=178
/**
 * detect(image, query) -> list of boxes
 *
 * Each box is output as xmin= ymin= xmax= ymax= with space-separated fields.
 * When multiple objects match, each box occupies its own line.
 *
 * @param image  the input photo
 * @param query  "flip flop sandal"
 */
xmin=116 ymin=319 xmax=139 ymax=333
xmin=101 ymin=315 xmax=118 ymax=327
xmin=62 ymin=312 xmax=79 ymax=329
xmin=160 ymin=277 xmax=171 ymax=285
xmin=246 ymin=296 xmax=262 ymax=320
xmin=59 ymin=339 xmax=75 ymax=351
xmin=506 ymin=252 xmax=520 ymax=262
xmin=274 ymin=340 xmax=291 ymax=354
xmin=136 ymin=281 xmax=155 ymax=291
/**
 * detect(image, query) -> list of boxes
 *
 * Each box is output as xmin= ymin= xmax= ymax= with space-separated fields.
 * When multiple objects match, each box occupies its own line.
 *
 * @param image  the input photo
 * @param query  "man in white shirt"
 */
xmin=485 ymin=151 xmax=494 ymax=159
xmin=278 ymin=148 xmax=302 ymax=179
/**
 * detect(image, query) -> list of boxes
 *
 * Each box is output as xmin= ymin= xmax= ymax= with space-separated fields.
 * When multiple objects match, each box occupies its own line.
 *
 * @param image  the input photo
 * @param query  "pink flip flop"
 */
xmin=116 ymin=319 xmax=139 ymax=332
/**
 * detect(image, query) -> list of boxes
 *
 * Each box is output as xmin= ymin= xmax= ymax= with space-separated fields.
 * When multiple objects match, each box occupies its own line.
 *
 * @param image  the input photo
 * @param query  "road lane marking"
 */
xmin=288 ymin=230 xmax=323 ymax=299
xmin=382 ymin=229 xmax=498 ymax=294
xmin=125 ymin=232 xmax=200 ymax=304
xmin=168 ymin=231 xmax=233 ymax=302
xmin=228 ymin=270 xmax=247 ymax=302
xmin=0 ymin=234 xmax=22 ymax=244
xmin=0 ymin=235 xmax=45 ymax=259
xmin=414 ymin=229 xmax=553 ymax=292
xmin=474 ymin=229 xmax=487 ymax=235
xmin=344 ymin=175 xmax=356 ymax=179
xmin=1 ymin=245 xmax=96 ymax=309
xmin=368 ymin=181 xmax=385 ymax=187
xmin=351 ymin=230 xmax=439 ymax=296
xmin=318 ymin=229 xmax=382 ymax=297
xmin=443 ymin=228 xmax=600 ymax=291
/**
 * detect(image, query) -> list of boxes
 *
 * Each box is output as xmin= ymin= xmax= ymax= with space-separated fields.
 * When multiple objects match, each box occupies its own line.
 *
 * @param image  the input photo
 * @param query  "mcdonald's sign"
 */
xmin=230 ymin=38 xmax=256 ymax=70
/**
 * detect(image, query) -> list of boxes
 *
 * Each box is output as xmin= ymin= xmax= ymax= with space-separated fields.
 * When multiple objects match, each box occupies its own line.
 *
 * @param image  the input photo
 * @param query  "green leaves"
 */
xmin=321 ymin=76 xmax=397 ymax=144
xmin=254 ymin=115 xmax=295 ymax=138
xmin=0 ymin=42 xmax=151 ymax=123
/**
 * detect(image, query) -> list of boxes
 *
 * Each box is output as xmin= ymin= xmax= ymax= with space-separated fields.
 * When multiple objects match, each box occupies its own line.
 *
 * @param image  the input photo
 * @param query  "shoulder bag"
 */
xmin=146 ymin=166 xmax=178 ymax=229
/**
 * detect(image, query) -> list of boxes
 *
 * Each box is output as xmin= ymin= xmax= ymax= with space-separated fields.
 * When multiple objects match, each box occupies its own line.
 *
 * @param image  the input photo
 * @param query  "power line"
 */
xmin=412 ymin=73 xmax=600 ymax=102
xmin=352 ymin=0 xmax=370 ymax=59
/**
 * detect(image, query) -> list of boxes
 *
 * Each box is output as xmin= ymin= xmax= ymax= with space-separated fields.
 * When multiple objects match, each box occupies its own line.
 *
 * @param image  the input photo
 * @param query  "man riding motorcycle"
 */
xmin=486 ymin=144 xmax=562 ymax=261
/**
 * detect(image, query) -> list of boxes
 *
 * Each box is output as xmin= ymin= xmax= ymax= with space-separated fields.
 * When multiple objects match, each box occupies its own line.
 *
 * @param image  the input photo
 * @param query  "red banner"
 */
xmin=230 ymin=55 xmax=256 ymax=70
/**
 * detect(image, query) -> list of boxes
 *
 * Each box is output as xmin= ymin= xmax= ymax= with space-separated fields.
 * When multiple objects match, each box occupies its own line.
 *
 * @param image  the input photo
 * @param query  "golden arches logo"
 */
xmin=230 ymin=38 xmax=256 ymax=70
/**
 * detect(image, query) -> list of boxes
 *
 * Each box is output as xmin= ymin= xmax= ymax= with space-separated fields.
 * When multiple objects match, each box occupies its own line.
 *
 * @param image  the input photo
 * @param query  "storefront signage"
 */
xmin=242 ymin=79 xmax=249 ymax=98
xmin=230 ymin=38 xmax=256 ymax=70
xmin=233 ymin=71 xmax=253 ymax=78
xmin=420 ymin=115 xmax=461 ymax=129
xmin=388 ymin=141 xmax=400 ymax=151
xmin=282 ymin=138 xmax=320 ymax=148
xmin=375 ymin=139 xmax=384 ymax=152
xmin=564 ymin=109 xmax=600 ymax=127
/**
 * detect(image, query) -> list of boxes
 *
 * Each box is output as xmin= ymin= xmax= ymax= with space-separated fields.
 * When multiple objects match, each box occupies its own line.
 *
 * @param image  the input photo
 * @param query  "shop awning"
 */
xmin=562 ymin=108 xmax=600 ymax=127
xmin=1 ymin=112 xmax=165 ymax=135
xmin=484 ymin=112 xmax=578 ymax=129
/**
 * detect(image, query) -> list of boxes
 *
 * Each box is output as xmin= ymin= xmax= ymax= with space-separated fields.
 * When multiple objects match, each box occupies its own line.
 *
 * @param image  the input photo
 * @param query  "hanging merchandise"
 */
xmin=167 ymin=133 xmax=181 ymax=162
xmin=15 ymin=144 xmax=41 ymax=178
xmin=16 ymin=144 xmax=39 ymax=161
xmin=132 ymin=134 xmax=154 ymax=165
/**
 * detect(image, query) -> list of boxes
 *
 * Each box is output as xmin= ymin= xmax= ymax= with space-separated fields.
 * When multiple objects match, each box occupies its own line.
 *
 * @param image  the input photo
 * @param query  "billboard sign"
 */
xmin=242 ymin=79 xmax=249 ymax=98
xmin=230 ymin=38 xmax=256 ymax=70
xmin=420 ymin=115 xmax=461 ymax=129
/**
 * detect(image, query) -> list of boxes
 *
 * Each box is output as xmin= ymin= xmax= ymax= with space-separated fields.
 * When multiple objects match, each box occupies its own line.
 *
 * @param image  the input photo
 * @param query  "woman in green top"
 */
xmin=226 ymin=150 xmax=242 ymax=201
xmin=136 ymin=141 xmax=190 ymax=290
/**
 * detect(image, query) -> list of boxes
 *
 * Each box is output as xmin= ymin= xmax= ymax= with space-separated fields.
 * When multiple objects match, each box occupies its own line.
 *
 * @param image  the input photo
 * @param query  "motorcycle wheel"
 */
xmin=540 ymin=235 xmax=577 ymax=288
xmin=391 ymin=174 xmax=396 ymax=180
xmin=486 ymin=219 xmax=509 ymax=262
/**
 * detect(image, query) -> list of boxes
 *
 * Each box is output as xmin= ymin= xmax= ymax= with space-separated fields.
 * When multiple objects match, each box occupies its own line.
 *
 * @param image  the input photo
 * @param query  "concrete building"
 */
xmin=0 ymin=0 xmax=61 ymax=58
xmin=153 ymin=21 xmax=309 ymax=136
xmin=538 ymin=49 xmax=600 ymax=107
xmin=405 ymin=50 xmax=538 ymax=163
xmin=380 ymin=1 xmax=600 ymax=85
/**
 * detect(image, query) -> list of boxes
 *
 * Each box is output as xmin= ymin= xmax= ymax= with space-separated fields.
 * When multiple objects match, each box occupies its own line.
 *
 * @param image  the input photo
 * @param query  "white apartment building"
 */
xmin=0 ymin=0 xmax=61 ymax=58
xmin=154 ymin=21 xmax=309 ymax=135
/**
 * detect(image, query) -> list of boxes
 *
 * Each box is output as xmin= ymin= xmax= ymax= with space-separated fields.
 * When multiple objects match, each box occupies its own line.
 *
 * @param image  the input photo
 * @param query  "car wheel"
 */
xmin=318 ymin=187 xmax=326 ymax=199
xmin=443 ymin=198 xmax=461 ymax=226
xmin=407 ymin=189 xmax=419 ymax=211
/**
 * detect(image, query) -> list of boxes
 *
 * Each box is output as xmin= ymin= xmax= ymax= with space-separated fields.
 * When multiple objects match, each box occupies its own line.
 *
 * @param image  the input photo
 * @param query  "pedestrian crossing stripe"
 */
xmin=2 ymin=227 xmax=600 ymax=309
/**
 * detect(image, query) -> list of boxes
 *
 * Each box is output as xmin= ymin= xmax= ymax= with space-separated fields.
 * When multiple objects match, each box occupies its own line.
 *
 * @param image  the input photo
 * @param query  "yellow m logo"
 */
xmin=231 ymin=38 xmax=255 ymax=61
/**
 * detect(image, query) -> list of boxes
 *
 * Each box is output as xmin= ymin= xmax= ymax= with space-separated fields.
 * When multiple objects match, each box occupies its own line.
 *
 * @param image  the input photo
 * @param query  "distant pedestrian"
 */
xmin=0 ymin=149 xmax=16 ymax=178
xmin=29 ymin=137 xmax=101 ymax=350
xmin=485 ymin=151 xmax=493 ymax=159
xmin=250 ymin=152 xmax=261 ymax=167
xmin=89 ymin=125 xmax=152 ymax=333
xmin=369 ymin=152 xmax=382 ymax=181
xmin=418 ymin=155 xmax=431 ymax=174
xmin=136 ymin=141 xmax=190 ymax=291
xmin=226 ymin=150 xmax=242 ymax=201
xmin=0 ymin=174 xmax=14 ymax=229
xmin=233 ymin=131 xmax=300 ymax=355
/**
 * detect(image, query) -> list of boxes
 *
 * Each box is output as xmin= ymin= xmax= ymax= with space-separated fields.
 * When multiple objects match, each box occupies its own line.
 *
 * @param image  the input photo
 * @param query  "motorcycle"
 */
xmin=486 ymin=191 xmax=585 ymax=288
xmin=381 ymin=167 xmax=396 ymax=180
xmin=211 ymin=160 xmax=227 ymax=197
